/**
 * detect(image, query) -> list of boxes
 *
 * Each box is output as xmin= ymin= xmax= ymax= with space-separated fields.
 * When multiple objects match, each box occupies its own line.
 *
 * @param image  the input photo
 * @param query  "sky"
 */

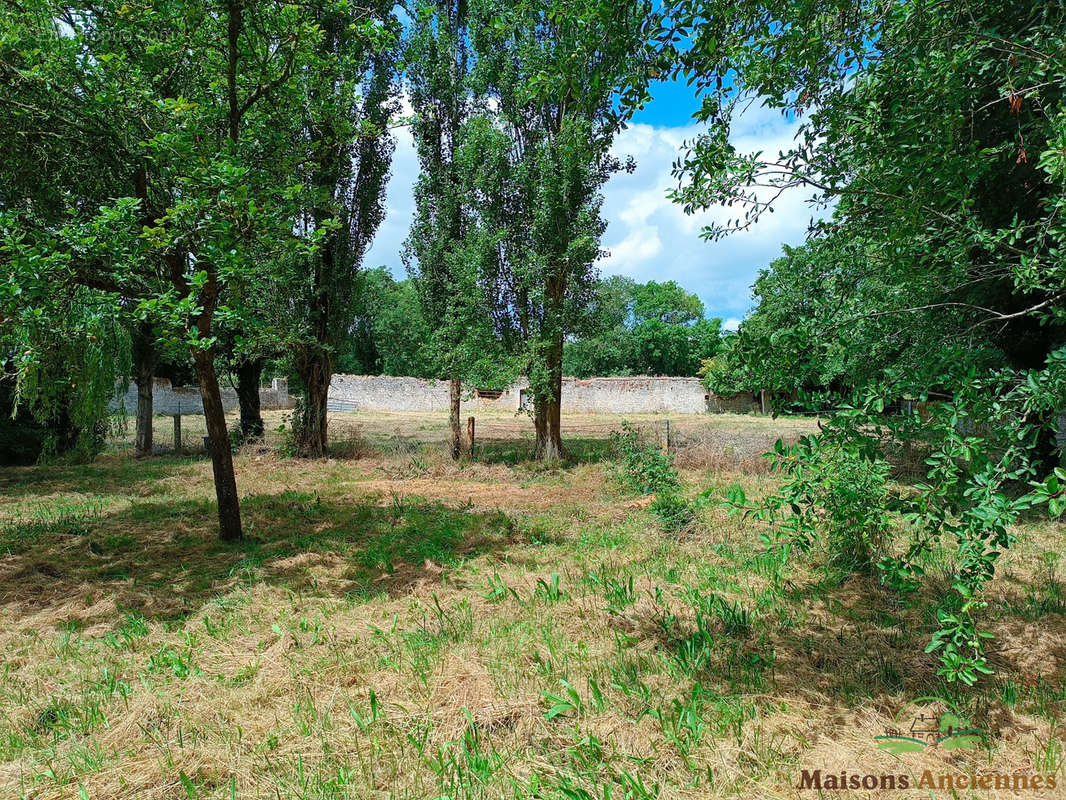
xmin=363 ymin=78 xmax=822 ymax=331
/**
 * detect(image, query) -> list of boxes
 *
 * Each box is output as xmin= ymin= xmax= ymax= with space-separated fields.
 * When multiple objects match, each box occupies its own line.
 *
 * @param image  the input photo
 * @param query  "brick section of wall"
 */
xmin=110 ymin=378 xmax=294 ymax=415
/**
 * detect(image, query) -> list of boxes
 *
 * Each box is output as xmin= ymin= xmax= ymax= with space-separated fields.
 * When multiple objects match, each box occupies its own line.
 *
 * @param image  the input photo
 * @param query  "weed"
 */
xmin=534 ymin=573 xmax=567 ymax=603
xmin=611 ymin=421 xmax=680 ymax=496
xmin=543 ymin=679 xmax=585 ymax=720
xmin=483 ymin=571 xmax=518 ymax=602
xmin=602 ymin=574 xmax=636 ymax=614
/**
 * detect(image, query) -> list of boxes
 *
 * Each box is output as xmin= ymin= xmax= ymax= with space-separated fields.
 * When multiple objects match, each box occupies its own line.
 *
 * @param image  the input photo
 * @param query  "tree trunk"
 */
xmin=534 ymin=393 xmax=564 ymax=460
xmin=235 ymin=357 xmax=265 ymax=441
xmin=132 ymin=322 xmax=155 ymax=457
xmin=449 ymin=378 xmax=462 ymax=459
xmin=534 ymin=334 xmax=565 ymax=461
xmin=295 ymin=353 xmax=331 ymax=457
xmin=192 ymin=347 xmax=242 ymax=541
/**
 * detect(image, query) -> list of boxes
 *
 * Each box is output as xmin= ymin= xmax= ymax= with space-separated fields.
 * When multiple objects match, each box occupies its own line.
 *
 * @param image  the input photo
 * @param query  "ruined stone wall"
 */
xmin=113 ymin=374 xmax=761 ymax=416
xmin=110 ymin=378 xmax=294 ymax=415
xmin=326 ymin=374 xmax=758 ymax=415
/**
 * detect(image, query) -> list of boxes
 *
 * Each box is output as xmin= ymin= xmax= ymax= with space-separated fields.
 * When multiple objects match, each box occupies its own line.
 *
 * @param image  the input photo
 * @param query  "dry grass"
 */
xmin=107 ymin=408 xmax=819 ymax=469
xmin=0 ymin=411 xmax=1062 ymax=799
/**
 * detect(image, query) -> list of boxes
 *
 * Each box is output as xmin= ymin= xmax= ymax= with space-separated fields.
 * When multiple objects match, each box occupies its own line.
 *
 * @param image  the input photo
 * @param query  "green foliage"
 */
xmin=611 ymin=421 xmax=696 ymax=530
xmin=649 ymin=493 xmax=696 ymax=532
xmin=0 ymin=285 xmax=128 ymax=463
xmin=648 ymin=0 xmax=1066 ymax=685
xmin=269 ymin=2 xmax=402 ymax=456
xmin=611 ymin=421 xmax=681 ymax=496
xmin=663 ymin=0 xmax=1066 ymax=409
xmin=0 ymin=0 xmax=395 ymax=534
xmin=439 ymin=0 xmax=656 ymax=457
xmin=543 ymin=679 xmax=585 ymax=720
xmin=732 ymin=435 xmax=891 ymax=573
xmin=699 ymin=236 xmax=998 ymax=402
xmin=338 ymin=268 xmax=434 ymax=377
xmin=534 ymin=573 xmax=567 ymax=603
xmin=404 ymin=0 xmax=505 ymax=390
xmin=729 ymin=359 xmax=1066 ymax=684
xmin=600 ymin=574 xmax=637 ymax=614
xmin=482 ymin=572 xmax=519 ymax=603
xmin=565 ymin=279 xmax=722 ymax=377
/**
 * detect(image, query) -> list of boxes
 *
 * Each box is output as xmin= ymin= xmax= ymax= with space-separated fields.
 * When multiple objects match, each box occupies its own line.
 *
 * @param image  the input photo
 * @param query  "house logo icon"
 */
xmin=875 ymin=697 xmax=983 ymax=754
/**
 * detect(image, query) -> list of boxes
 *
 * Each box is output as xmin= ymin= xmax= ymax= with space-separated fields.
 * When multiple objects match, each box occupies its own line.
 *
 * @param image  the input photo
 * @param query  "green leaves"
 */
xmin=543 ymin=679 xmax=586 ymax=720
xmin=565 ymin=277 xmax=721 ymax=378
xmin=927 ymin=609 xmax=995 ymax=686
xmin=1032 ymin=467 xmax=1066 ymax=518
xmin=640 ymin=0 xmax=1066 ymax=687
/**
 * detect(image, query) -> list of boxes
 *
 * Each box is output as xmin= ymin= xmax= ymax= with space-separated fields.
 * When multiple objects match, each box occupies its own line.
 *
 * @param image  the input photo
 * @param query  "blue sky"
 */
xmin=364 ymin=78 xmax=820 ymax=330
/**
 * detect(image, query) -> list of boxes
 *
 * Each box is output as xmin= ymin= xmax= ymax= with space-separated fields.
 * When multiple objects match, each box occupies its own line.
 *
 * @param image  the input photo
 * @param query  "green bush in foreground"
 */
xmin=611 ymin=421 xmax=695 ymax=531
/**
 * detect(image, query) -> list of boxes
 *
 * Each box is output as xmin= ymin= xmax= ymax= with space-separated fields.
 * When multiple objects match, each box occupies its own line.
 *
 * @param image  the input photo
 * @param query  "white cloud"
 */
xmin=600 ymin=108 xmax=820 ymax=319
xmin=364 ymin=101 xmax=823 ymax=321
xmin=363 ymin=123 xmax=417 ymax=275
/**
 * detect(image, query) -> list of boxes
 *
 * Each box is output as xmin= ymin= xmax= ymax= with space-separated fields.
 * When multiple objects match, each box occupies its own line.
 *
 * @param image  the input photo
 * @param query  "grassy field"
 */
xmin=0 ymin=410 xmax=1063 ymax=798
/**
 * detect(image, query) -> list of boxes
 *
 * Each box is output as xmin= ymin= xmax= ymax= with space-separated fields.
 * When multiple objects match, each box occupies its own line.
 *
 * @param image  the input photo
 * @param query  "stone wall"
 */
xmin=110 ymin=377 xmax=294 ymax=415
xmin=113 ymin=374 xmax=760 ymax=417
xmin=326 ymin=374 xmax=757 ymax=415
xmin=557 ymin=377 xmax=709 ymax=414
xmin=325 ymin=375 xmax=443 ymax=412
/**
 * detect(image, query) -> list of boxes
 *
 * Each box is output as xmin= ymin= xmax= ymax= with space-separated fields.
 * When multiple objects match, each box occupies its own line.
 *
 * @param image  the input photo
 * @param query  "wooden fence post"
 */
xmin=661 ymin=419 xmax=671 ymax=455
xmin=173 ymin=413 xmax=182 ymax=455
xmin=467 ymin=416 xmax=475 ymax=455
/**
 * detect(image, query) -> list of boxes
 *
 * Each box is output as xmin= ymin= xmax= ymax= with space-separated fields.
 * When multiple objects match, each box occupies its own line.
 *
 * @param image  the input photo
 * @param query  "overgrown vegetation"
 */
xmin=0 ymin=410 xmax=1062 ymax=798
xmin=612 ymin=421 xmax=696 ymax=531
xmin=655 ymin=0 xmax=1066 ymax=683
xmin=3 ymin=0 xmax=1066 ymax=793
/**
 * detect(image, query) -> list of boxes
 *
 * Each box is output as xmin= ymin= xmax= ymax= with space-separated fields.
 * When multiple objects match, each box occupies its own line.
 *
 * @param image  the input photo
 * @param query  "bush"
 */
xmin=650 ymin=493 xmax=696 ymax=532
xmin=612 ymin=421 xmax=695 ymax=531
xmin=611 ymin=421 xmax=681 ymax=496
xmin=820 ymin=444 xmax=890 ymax=571
xmin=727 ymin=434 xmax=890 ymax=573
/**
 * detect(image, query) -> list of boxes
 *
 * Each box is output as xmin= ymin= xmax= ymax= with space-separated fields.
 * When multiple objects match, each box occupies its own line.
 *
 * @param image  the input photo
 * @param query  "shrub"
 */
xmin=611 ymin=421 xmax=681 ymax=496
xmin=612 ymin=421 xmax=695 ymax=530
xmin=650 ymin=493 xmax=696 ymax=532
xmin=727 ymin=434 xmax=891 ymax=574
xmin=816 ymin=443 xmax=891 ymax=572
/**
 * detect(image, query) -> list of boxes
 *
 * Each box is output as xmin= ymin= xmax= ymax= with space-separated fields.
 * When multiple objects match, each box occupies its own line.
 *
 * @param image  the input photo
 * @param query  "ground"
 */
xmin=0 ymin=410 xmax=1063 ymax=799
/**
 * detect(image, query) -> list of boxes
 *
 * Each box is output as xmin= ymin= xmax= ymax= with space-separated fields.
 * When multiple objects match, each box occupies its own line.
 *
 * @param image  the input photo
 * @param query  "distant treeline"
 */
xmin=344 ymin=271 xmax=722 ymax=380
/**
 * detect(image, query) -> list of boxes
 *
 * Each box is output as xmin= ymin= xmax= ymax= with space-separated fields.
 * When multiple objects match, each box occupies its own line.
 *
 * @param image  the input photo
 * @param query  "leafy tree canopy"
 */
xmin=649 ymin=0 xmax=1066 ymax=684
xmin=565 ymin=278 xmax=722 ymax=377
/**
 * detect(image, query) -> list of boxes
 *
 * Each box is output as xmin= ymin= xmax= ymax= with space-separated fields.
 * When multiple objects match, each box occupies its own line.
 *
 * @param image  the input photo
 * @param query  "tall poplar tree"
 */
xmin=404 ymin=0 xmax=479 ymax=460
xmin=281 ymin=2 xmax=401 ymax=458
xmin=464 ymin=0 xmax=654 ymax=459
